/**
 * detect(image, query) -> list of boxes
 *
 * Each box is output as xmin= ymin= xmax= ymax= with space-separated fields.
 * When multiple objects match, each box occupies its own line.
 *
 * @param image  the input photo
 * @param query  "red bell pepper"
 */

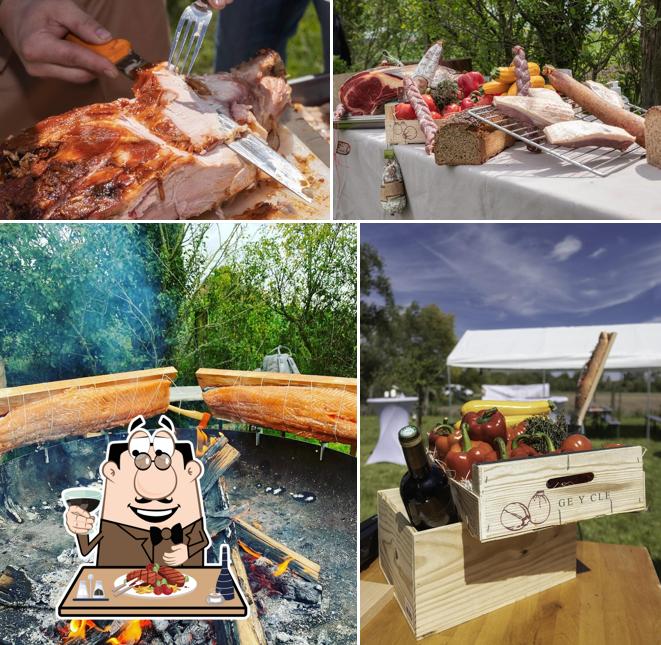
xmin=510 ymin=434 xmax=539 ymax=459
xmin=445 ymin=423 xmax=476 ymax=480
xmin=463 ymin=407 xmax=507 ymax=444
xmin=457 ymin=71 xmax=485 ymax=98
xmin=560 ymin=434 xmax=593 ymax=453
xmin=431 ymin=420 xmax=463 ymax=458
xmin=442 ymin=103 xmax=461 ymax=117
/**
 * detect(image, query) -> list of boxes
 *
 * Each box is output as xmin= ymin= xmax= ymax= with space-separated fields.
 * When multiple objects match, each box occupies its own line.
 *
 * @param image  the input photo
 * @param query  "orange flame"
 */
xmin=274 ymin=556 xmax=294 ymax=577
xmin=195 ymin=413 xmax=213 ymax=457
xmin=106 ymin=620 xmax=152 ymax=645
xmin=238 ymin=539 xmax=262 ymax=559
xmin=62 ymin=619 xmax=109 ymax=642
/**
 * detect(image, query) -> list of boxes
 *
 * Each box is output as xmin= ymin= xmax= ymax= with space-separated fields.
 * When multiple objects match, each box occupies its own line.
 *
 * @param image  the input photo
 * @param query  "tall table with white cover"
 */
xmin=366 ymin=396 xmax=419 ymax=466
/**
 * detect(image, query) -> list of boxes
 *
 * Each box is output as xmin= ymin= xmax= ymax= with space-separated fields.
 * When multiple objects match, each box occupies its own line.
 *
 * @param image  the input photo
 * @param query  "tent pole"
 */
xmin=645 ymin=370 xmax=650 ymax=440
xmin=447 ymin=365 xmax=452 ymax=418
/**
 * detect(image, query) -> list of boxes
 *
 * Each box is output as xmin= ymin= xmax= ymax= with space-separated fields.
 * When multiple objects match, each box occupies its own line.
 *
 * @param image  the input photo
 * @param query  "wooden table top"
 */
xmin=59 ymin=566 xmax=247 ymax=619
xmin=361 ymin=541 xmax=661 ymax=644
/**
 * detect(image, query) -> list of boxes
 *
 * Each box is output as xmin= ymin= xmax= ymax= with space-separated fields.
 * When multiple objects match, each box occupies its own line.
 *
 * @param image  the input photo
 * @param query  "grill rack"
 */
xmin=468 ymin=100 xmax=646 ymax=177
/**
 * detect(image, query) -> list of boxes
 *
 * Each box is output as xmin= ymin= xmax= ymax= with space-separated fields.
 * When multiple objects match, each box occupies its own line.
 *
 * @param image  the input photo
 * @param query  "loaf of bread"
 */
xmin=645 ymin=106 xmax=661 ymax=169
xmin=433 ymin=112 xmax=513 ymax=165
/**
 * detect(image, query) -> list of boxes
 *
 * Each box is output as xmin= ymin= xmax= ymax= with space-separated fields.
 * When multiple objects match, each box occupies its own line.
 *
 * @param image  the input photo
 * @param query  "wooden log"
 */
xmin=231 ymin=543 xmax=268 ymax=645
xmin=0 ymin=369 xmax=176 ymax=454
xmin=234 ymin=516 xmax=320 ymax=582
xmin=196 ymin=368 xmax=356 ymax=393
xmin=201 ymin=442 xmax=240 ymax=496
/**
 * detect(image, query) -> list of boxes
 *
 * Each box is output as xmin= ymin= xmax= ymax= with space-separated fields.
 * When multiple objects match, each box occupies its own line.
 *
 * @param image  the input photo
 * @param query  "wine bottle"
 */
xmin=216 ymin=544 xmax=235 ymax=601
xmin=398 ymin=425 xmax=458 ymax=531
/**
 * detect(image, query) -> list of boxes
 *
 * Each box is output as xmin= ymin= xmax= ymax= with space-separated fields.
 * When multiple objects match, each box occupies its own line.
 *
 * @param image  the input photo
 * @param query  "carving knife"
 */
xmin=216 ymin=111 xmax=312 ymax=204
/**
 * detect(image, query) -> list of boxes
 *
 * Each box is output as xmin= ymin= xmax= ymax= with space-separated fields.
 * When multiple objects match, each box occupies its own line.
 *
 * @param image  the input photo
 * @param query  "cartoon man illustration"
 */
xmin=64 ymin=415 xmax=210 ymax=568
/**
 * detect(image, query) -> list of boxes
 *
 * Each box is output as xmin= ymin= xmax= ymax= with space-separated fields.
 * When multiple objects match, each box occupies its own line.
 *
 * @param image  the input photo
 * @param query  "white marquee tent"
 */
xmin=447 ymin=323 xmax=661 ymax=437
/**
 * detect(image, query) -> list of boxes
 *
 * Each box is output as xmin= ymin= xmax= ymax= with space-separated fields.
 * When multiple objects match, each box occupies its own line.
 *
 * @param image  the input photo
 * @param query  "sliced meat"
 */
xmin=0 ymin=50 xmax=291 ymax=220
xmin=338 ymin=66 xmax=413 ymax=116
xmin=543 ymin=120 xmax=635 ymax=150
xmin=493 ymin=95 xmax=575 ymax=128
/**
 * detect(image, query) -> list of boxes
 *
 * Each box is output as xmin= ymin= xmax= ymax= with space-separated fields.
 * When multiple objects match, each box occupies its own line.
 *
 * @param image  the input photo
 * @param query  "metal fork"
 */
xmin=168 ymin=0 xmax=213 ymax=76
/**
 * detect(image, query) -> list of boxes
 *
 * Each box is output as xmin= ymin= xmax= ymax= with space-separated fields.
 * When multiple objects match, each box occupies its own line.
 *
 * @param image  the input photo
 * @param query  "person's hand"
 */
xmin=0 ymin=0 xmax=119 ymax=82
xmin=65 ymin=506 xmax=94 ymax=535
xmin=163 ymin=544 xmax=189 ymax=567
xmin=207 ymin=0 xmax=235 ymax=9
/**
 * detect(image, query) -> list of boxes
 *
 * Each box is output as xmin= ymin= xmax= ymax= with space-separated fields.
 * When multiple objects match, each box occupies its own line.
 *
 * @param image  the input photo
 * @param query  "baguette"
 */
xmin=544 ymin=66 xmax=645 ymax=147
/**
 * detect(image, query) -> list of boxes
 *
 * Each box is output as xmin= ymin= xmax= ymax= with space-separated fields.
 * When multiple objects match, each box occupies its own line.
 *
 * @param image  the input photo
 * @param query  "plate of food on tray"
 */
xmin=114 ymin=563 xmax=197 ymax=598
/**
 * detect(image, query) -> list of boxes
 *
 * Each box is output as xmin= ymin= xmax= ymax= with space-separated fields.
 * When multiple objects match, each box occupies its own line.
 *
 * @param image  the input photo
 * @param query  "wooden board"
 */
xmin=0 ymin=367 xmax=177 ymax=416
xmin=377 ymin=488 xmax=576 ymax=639
xmin=361 ymin=580 xmax=394 ymax=627
xmin=196 ymin=368 xmax=357 ymax=393
xmin=231 ymin=543 xmax=268 ymax=645
xmin=362 ymin=541 xmax=661 ymax=644
xmin=58 ymin=566 xmax=247 ymax=619
xmin=450 ymin=445 xmax=646 ymax=542
xmin=385 ymin=103 xmax=442 ymax=145
xmin=222 ymin=124 xmax=329 ymax=220
xmin=575 ymin=331 xmax=617 ymax=425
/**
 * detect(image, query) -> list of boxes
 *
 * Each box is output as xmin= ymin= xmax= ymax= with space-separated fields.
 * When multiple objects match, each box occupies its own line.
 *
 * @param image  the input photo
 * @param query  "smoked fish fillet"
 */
xmin=202 ymin=385 xmax=357 ymax=444
xmin=0 ymin=379 xmax=170 ymax=454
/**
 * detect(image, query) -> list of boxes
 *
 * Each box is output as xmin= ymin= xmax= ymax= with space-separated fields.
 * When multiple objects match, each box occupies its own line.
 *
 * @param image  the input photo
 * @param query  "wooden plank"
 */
xmin=231 ymin=543 xmax=268 ymax=645
xmin=575 ymin=332 xmax=617 ymax=426
xmin=362 ymin=541 xmax=661 ymax=644
xmin=377 ymin=488 xmax=577 ymax=639
xmin=196 ymin=368 xmax=357 ymax=393
xmin=201 ymin=443 xmax=240 ymax=496
xmin=361 ymin=580 xmax=394 ymax=628
xmin=234 ymin=516 xmax=320 ymax=582
xmin=0 ymin=367 xmax=177 ymax=415
xmin=450 ymin=446 xmax=646 ymax=542
xmin=0 ymin=359 xmax=5 ymax=388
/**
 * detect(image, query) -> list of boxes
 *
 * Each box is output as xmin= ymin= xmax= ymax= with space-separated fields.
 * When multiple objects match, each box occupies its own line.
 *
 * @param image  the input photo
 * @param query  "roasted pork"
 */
xmin=543 ymin=121 xmax=635 ymax=150
xmin=0 ymin=51 xmax=291 ymax=220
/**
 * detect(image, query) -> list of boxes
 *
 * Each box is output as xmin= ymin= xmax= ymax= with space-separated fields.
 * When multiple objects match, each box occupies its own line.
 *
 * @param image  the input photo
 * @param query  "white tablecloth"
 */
xmin=333 ymin=128 xmax=661 ymax=220
xmin=366 ymin=396 xmax=419 ymax=466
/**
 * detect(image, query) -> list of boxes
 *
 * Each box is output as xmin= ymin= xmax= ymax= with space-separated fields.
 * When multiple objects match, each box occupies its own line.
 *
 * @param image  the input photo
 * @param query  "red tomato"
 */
xmin=560 ymin=434 xmax=593 ymax=452
xmin=460 ymin=96 xmax=475 ymax=110
xmin=442 ymin=103 xmax=461 ymax=117
xmin=604 ymin=443 xmax=624 ymax=449
xmin=154 ymin=586 xmax=162 ymax=595
xmin=394 ymin=103 xmax=416 ymax=120
xmin=431 ymin=111 xmax=442 ymax=120
xmin=421 ymin=93 xmax=439 ymax=112
xmin=163 ymin=586 xmax=172 ymax=595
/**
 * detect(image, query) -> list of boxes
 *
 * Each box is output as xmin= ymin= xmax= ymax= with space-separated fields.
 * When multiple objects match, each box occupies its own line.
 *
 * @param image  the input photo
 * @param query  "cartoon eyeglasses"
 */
xmin=127 ymin=415 xmax=177 ymax=471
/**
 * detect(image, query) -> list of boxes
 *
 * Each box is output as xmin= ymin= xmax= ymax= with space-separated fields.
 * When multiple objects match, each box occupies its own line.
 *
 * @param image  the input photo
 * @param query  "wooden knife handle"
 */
xmin=65 ymin=34 xmax=132 ymax=64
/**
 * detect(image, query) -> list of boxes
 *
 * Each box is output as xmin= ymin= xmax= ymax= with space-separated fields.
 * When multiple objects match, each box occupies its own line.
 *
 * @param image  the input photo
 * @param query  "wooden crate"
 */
xmin=384 ymin=102 xmax=442 ymax=145
xmin=378 ymin=488 xmax=576 ymax=639
xmin=450 ymin=446 xmax=646 ymax=543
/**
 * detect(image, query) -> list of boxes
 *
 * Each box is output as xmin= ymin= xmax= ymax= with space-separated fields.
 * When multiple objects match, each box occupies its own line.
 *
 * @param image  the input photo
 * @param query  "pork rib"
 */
xmin=493 ymin=95 xmax=575 ymax=129
xmin=0 ymin=50 xmax=291 ymax=220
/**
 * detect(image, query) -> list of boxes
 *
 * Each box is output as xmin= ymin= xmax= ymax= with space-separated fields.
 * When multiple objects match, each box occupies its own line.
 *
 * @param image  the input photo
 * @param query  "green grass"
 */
xmin=168 ymin=0 xmax=324 ymax=77
xmin=360 ymin=415 xmax=661 ymax=578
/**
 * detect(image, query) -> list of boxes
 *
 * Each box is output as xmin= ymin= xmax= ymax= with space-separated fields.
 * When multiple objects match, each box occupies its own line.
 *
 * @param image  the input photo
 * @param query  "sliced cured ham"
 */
xmin=493 ymin=95 xmax=575 ymax=128
xmin=0 ymin=380 xmax=170 ymax=454
xmin=202 ymin=385 xmax=357 ymax=445
xmin=543 ymin=121 xmax=635 ymax=150
xmin=0 ymin=51 xmax=291 ymax=220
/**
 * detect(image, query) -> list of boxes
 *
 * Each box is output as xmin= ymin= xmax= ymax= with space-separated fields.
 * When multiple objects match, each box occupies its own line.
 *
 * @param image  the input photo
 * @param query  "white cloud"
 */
xmin=385 ymin=226 xmax=661 ymax=321
xmin=550 ymin=235 xmax=582 ymax=262
xmin=590 ymin=247 xmax=606 ymax=259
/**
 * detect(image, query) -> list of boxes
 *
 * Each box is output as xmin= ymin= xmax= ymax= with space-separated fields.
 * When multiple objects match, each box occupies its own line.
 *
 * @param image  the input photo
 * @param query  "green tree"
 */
xmin=391 ymin=302 xmax=456 ymax=427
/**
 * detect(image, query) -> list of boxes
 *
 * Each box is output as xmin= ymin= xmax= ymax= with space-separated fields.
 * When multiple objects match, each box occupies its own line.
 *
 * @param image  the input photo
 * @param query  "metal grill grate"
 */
xmin=468 ymin=100 xmax=646 ymax=177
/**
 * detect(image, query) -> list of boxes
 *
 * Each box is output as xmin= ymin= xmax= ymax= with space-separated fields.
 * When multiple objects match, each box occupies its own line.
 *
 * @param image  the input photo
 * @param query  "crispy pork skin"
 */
xmin=0 ymin=51 xmax=290 ymax=220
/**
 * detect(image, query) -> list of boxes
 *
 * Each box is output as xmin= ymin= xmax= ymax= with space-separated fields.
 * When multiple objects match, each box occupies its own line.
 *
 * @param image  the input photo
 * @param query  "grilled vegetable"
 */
xmin=461 ymin=400 xmax=555 ymax=416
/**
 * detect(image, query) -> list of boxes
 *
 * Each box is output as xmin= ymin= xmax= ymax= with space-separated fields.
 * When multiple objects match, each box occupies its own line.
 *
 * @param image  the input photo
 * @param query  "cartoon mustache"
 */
xmin=134 ymin=496 xmax=173 ymax=504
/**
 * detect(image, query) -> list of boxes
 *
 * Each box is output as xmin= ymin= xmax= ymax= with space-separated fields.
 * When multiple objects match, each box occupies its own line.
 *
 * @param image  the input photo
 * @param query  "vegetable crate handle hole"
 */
xmin=546 ymin=472 xmax=594 ymax=489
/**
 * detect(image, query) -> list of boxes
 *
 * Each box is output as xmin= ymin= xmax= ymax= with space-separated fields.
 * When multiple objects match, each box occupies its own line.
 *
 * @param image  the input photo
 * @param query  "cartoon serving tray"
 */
xmin=57 ymin=415 xmax=248 ymax=620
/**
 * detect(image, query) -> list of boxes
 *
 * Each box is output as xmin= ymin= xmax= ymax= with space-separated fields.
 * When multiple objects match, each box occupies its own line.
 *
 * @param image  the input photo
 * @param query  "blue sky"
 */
xmin=362 ymin=223 xmax=661 ymax=337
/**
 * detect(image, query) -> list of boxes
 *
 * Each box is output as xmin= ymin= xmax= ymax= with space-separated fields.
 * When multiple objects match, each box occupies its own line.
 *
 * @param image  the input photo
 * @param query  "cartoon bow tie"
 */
xmin=150 ymin=523 xmax=184 ymax=546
